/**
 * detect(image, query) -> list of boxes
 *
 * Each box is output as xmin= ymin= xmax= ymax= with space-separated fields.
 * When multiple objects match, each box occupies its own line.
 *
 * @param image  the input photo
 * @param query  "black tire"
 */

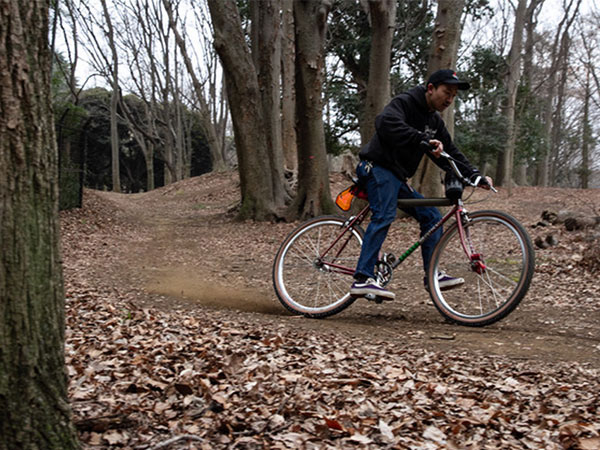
xmin=273 ymin=216 xmax=364 ymax=318
xmin=427 ymin=210 xmax=535 ymax=327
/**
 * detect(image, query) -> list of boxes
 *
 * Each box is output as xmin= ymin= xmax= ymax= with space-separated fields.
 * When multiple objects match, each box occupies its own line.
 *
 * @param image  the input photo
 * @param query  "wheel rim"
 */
xmin=275 ymin=220 xmax=362 ymax=315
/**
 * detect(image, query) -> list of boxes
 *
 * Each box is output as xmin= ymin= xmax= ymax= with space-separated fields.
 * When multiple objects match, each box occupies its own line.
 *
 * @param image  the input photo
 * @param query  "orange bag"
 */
xmin=335 ymin=186 xmax=355 ymax=211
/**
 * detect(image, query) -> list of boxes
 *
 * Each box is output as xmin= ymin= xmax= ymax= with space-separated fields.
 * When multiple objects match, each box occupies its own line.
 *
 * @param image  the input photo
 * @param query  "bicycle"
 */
xmin=272 ymin=150 xmax=535 ymax=327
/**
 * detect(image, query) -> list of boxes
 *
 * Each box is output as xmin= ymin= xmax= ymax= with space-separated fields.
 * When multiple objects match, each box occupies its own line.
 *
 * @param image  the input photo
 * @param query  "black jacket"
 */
xmin=359 ymin=85 xmax=478 ymax=182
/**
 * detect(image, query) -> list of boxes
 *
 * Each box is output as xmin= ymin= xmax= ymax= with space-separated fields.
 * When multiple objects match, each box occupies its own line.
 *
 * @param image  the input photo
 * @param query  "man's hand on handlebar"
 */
xmin=419 ymin=139 xmax=497 ymax=193
xmin=480 ymin=176 xmax=494 ymax=190
xmin=471 ymin=174 xmax=495 ymax=191
xmin=428 ymin=139 xmax=443 ymax=158
xmin=477 ymin=177 xmax=495 ymax=191
xmin=419 ymin=139 xmax=443 ymax=158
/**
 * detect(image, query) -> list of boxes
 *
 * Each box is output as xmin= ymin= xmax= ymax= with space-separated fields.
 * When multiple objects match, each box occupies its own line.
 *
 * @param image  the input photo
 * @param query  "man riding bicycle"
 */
xmin=350 ymin=69 xmax=493 ymax=301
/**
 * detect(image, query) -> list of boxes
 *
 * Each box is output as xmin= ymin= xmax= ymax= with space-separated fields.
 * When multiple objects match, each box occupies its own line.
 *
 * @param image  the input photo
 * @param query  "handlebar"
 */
xmin=422 ymin=141 xmax=497 ymax=193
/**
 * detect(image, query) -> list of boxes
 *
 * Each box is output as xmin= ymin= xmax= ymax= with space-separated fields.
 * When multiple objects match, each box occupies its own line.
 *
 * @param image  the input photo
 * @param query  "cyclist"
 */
xmin=350 ymin=69 xmax=493 ymax=300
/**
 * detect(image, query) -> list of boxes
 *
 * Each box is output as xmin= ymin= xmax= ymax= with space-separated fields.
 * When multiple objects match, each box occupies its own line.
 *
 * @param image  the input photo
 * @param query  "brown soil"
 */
xmin=72 ymin=172 xmax=600 ymax=369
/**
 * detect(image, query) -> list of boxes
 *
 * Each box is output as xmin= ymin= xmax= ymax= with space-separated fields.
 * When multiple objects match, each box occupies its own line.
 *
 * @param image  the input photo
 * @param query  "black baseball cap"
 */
xmin=427 ymin=69 xmax=470 ymax=90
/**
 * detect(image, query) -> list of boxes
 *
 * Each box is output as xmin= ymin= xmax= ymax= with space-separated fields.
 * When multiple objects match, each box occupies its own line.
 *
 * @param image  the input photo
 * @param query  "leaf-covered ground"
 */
xmin=60 ymin=172 xmax=600 ymax=449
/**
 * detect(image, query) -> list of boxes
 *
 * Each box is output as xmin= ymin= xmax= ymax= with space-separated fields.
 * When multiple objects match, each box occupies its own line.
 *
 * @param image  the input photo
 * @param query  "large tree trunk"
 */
xmin=281 ymin=0 xmax=297 ymax=173
xmin=287 ymin=0 xmax=335 ymax=220
xmin=496 ymin=0 xmax=527 ymax=193
xmin=207 ymin=0 xmax=279 ymax=220
xmin=0 ymin=1 xmax=79 ymax=447
xmin=253 ymin=0 xmax=287 ymax=208
xmin=361 ymin=0 xmax=396 ymax=144
xmin=413 ymin=0 xmax=465 ymax=198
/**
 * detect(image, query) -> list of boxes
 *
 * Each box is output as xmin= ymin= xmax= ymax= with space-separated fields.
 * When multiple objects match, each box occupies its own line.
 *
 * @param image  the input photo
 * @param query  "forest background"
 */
xmin=53 ymin=0 xmax=600 ymax=221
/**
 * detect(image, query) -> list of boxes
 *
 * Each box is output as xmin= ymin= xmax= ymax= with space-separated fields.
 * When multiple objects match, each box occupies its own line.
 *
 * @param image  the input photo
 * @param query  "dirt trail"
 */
xmin=91 ymin=173 xmax=600 ymax=368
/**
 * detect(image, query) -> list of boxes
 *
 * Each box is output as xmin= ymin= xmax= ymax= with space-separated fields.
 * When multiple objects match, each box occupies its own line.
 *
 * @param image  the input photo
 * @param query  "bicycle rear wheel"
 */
xmin=428 ymin=210 xmax=535 ymax=327
xmin=273 ymin=216 xmax=363 ymax=318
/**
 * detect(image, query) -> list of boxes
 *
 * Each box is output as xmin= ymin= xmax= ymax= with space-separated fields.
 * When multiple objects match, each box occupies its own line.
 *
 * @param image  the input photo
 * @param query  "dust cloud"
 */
xmin=145 ymin=268 xmax=281 ymax=315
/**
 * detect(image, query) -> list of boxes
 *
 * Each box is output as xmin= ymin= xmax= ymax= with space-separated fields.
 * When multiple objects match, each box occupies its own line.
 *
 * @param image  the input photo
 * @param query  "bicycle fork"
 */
xmin=456 ymin=210 xmax=487 ymax=274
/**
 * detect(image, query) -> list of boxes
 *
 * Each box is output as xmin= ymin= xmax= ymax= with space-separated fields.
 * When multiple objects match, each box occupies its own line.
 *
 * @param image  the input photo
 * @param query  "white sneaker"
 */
xmin=350 ymin=278 xmax=395 ymax=300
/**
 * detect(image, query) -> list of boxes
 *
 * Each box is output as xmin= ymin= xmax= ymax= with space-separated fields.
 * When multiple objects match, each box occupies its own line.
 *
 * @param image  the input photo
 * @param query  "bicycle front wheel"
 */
xmin=428 ymin=210 xmax=535 ymax=327
xmin=273 ymin=216 xmax=364 ymax=318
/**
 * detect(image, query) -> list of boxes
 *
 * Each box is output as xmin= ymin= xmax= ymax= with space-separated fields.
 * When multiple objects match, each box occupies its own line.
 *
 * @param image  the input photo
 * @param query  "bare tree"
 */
xmin=514 ymin=0 xmax=544 ymax=186
xmin=580 ymin=64 xmax=592 ymax=188
xmin=100 ymin=0 xmax=122 ymax=192
xmin=54 ymin=0 xmax=85 ymax=169
xmin=162 ymin=0 xmax=228 ymax=172
xmin=577 ymin=15 xmax=599 ymax=188
xmin=360 ymin=0 xmax=397 ymax=143
xmin=117 ymin=0 xmax=161 ymax=190
xmin=287 ymin=0 xmax=335 ymax=220
xmin=495 ymin=0 xmax=527 ymax=193
xmin=281 ymin=0 xmax=297 ymax=173
xmin=251 ymin=0 xmax=288 ymax=207
xmin=0 ymin=1 xmax=79 ymax=447
xmin=207 ymin=0 xmax=280 ymax=220
xmin=548 ymin=28 xmax=572 ymax=185
xmin=535 ymin=0 xmax=581 ymax=186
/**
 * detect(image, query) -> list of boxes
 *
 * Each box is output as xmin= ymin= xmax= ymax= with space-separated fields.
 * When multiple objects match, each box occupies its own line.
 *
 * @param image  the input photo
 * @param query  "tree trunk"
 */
xmin=287 ymin=0 xmax=335 ymax=220
xmin=0 ymin=1 xmax=79 ymax=447
xmin=281 ymin=0 xmax=297 ymax=172
xmin=514 ymin=0 xmax=544 ymax=187
xmin=535 ymin=0 xmax=581 ymax=186
xmin=536 ymin=77 xmax=554 ymax=186
xmin=413 ymin=0 xmax=465 ymax=198
xmin=496 ymin=0 xmax=527 ymax=194
xmin=207 ymin=0 xmax=278 ymax=220
xmin=549 ymin=31 xmax=570 ymax=185
xmin=361 ymin=0 xmax=396 ymax=143
xmin=100 ymin=0 xmax=121 ymax=192
xmin=146 ymin=141 xmax=155 ymax=190
xmin=580 ymin=48 xmax=592 ymax=188
xmin=254 ymin=0 xmax=287 ymax=208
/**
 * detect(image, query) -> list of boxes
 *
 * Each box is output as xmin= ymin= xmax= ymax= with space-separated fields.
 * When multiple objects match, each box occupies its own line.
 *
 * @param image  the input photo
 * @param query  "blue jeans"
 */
xmin=354 ymin=161 xmax=443 ymax=280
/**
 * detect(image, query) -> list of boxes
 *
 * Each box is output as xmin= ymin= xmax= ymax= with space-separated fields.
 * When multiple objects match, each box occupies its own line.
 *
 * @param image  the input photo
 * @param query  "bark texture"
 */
xmin=362 ymin=0 xmax=396 ymax=144
xmin=281 ymin=0 xmax=297 ymax=172
xmin=0 ymin=0 xmax=79 ymax=448
xmin=207 ymin=0 xmax=278 ymax=220
xmin=496 ymin=0 xmax=527 ymax=192
xmin=253 ymin=0 xmax=287 ymax=208
xmin=287 ymin=0 xmax=334 ymax=220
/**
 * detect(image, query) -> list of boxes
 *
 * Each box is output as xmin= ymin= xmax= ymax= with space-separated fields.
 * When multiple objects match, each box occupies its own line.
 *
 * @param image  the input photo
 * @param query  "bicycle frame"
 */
xmin=319 ymin=197 xmax=475 ymax=277
xmin=322 ymin=149 xmax=498 ymax=279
